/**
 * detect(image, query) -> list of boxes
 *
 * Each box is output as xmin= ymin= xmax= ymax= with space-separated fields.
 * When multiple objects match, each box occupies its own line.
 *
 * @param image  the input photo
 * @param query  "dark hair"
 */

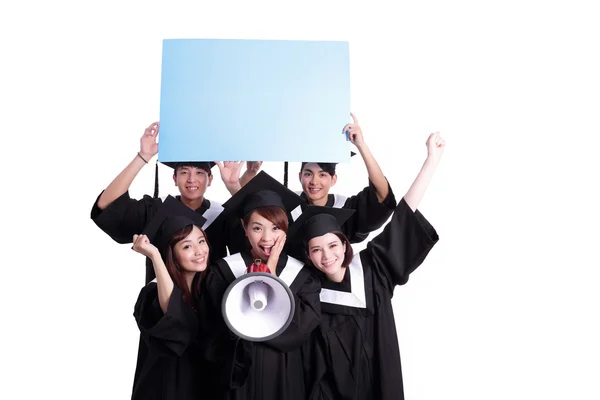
xmin=164 ymin=224 xmax=210 ymax=308
xmin=300 ymin=162 xmax=337 ymax=177
xmin=305 ymin=231 xmax=353 ymax=269
xmin=173 ymin=162 xmax=213 ymax=176
xmin=242 ymin=206 xmax=290 ymax=233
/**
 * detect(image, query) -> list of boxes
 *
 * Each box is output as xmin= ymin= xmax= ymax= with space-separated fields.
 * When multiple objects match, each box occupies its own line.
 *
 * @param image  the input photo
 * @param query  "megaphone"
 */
xmin=222 ymin=261 xmax=295 ymax=342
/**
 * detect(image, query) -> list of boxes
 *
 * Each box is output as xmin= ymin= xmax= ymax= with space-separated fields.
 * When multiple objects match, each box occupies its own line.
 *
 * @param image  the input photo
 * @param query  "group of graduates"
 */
xmin=91 ymin=114 xmax=445 ymax=400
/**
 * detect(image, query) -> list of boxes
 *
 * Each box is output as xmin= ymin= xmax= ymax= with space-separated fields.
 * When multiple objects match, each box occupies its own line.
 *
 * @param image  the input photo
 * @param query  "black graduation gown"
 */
xmin=303 ymin=198 xmax=439 ymax=400
xmin=91 ymin=191 xmax=246 ymax=282
xmin=132 ymin=283 xmax=204 ymax=400
xmin=295 ymin=179 xmax=397 ymax=244
xmin=200 ymin=252 xmax=321 ymax=400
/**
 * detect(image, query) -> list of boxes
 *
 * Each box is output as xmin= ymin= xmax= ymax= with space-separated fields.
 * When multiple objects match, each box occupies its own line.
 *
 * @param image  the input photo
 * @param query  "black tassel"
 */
xmin=153 ymin=162 xmax=159 ymax=198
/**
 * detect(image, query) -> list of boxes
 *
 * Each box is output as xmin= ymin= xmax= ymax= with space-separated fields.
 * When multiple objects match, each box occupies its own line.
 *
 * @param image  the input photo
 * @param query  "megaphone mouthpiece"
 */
xmin=222 ymin=272 xmax=296 ymax=342
xmin=248 ymin=281 xmax=268 ymax=311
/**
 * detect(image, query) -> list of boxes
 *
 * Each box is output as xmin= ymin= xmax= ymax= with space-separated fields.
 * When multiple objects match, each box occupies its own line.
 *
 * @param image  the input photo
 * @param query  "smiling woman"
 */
xmin=242 ymin=205 xmax=289 ymax=265
xmin=198 ymin=171 xmax=322 ymax=399
xmin=129 ymin=196 xmax=213 ymax=400
xmin=289 ymin=132 xmax=445 ymax=400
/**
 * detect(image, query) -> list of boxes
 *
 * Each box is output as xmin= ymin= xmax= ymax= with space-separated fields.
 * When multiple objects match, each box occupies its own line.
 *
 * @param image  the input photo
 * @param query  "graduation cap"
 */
xmin=299 ymin=151 xmax=357 ymax=176
xmin=223 ymin=171 xmax=305 ymax=220
xmin=161 ymin=161 xmax=216 ymax=173
xmin=288 ymin=206 xmax=355 ymax=242
xmin=142 ymin=195 xmax=207 ymax=258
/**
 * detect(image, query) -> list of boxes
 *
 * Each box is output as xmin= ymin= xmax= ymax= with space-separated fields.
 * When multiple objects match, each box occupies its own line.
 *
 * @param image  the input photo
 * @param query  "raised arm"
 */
xmin=404 ymin=132 xmax=445 ymax=212
xmin=132 ymin=233 xmax=174 ymax=313
xmin=345 ymin=113 xmax=389 ymax=203
xmin=216 ymin=161 xmax=244 ymax=195
xmin=239 ymin=161 xmax=263 ymax=187
xmin=97 ymin=122 xmax=159 ymax=210
xmin=365 ymin=132 xmax=445 ymax=291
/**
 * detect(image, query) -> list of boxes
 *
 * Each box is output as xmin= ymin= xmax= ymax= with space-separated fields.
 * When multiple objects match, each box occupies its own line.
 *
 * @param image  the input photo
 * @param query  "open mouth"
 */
xmin=259 ymin=245 xmax=273 ymax=257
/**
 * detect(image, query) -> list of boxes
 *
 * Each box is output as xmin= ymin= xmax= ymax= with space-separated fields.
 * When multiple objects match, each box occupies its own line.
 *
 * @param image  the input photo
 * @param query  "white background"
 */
xmin=1 ymin=1 xmax=599 ymax=399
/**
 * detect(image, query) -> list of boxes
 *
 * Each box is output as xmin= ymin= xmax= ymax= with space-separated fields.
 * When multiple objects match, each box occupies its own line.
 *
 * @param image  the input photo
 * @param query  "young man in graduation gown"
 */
xmin=198 ymin=171 xmax=322 ymax=400
xmin=294 ymin=113 xmax=396 ymax=245
xmin=130 ymin=195 xmax=213 ymax=400
xmin=90 ymin=121 xmax=260 ymax=283
xmin=291 ymin=132 xmax=445 ymax=399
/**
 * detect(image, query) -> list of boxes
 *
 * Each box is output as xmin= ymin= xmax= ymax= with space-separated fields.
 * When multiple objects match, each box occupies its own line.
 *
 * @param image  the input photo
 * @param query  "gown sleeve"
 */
xmin=197 ymin=267 xmax=253 ymax=390
xmin=342 ymin=179 xmax=397 ymax=243
xmin=133 ymin=283 xmax=199 ymax=357
xmin=365 ymin=197 xmax=439 ymax=293
xmin=264 ymin=270 xmax=321 ymax=353
xmin=91 ymin=191 xmax=159 ymax=244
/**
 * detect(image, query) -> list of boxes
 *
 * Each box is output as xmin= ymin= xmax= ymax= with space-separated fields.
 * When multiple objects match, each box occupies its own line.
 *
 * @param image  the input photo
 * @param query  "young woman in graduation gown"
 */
xmin=129 ymin=197 xmax=216 ymax=400
xmin=293 ymin=132 xmax=445 ymax=400
xmin=199 ymin=171 xmax=322 ymax=400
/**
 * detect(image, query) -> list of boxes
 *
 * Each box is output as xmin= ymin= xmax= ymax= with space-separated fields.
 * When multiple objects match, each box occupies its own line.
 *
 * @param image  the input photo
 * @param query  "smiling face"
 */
xmin=243 ymin=208 xmax=288 ymax=262
xmin=299 ymin=163 xmax=337 ymax=206
xmin=173 ymin=166 xmax=213 ymax=203
xmin=173 ymin=225 xmax=209 ymax=273
xmin=307 ymin=232 xmax=348 ymax=282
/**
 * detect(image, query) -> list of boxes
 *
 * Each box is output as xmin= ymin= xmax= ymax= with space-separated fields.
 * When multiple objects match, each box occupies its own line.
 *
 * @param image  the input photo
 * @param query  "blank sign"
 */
xmin=159 ymin=38 xmax=351 ymax=163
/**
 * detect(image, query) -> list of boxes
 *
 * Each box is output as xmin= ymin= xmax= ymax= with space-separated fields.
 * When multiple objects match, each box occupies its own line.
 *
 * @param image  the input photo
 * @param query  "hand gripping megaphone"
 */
xmin=222 ymin=260 xmax=295 ymax=342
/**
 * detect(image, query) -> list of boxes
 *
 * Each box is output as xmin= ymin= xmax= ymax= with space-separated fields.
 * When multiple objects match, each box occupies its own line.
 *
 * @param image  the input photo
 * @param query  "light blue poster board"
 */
xmin=158 ymin=39 xmax=351 ymax=163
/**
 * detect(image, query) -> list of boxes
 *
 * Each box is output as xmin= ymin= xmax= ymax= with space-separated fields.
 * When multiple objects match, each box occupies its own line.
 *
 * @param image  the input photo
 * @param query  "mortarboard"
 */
xmin=223 ymin=171 xmax=305 ymax=220
xmin=300 ymin=151 xmax=357 ymax=176
xmin=161 ymin=161 xmax=216 ymax=173
xmin=142 ymin=195 xmax=207 ymax=258
xmin=288 ymin=206 xmax=355 ymax=242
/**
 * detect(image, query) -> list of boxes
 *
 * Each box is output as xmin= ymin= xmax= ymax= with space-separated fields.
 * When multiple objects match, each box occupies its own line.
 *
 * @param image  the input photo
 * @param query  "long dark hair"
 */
xmin=164 ymin=224 xmax=210 ymax=308
xmin=304 ymin=231 xmax=353 ymax=270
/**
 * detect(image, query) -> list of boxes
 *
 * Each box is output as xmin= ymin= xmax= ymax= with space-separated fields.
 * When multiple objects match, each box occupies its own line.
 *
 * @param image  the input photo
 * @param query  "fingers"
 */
xmin=427 ymin=132 xmax=445 ymax=148
xmin=342 ymin=123 xmax=355 ymax=142
xmin=271 ymin=234 xmax=287 ymax=256
xmin=350 ymin=112 xmax=358 ymax=125
xmin=145 ymin=122 xmax=159 ymax=136
xmin=435 ymin=134 xmax=443 ymax=147
xmin=132 ymin=234 xmax=148 ymax=251
xmin=247 ymin=161 xmax=263 ymax=170
xmin=278 ymin=233 xmax=287 ymax=246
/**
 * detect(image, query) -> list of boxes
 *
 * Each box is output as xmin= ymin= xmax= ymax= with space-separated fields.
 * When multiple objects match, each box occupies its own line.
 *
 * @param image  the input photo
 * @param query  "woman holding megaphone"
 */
xmin=290 ymin=132 xmax=445 ymax=400
xmin=199 ymin=171 xmax=321 ymax=400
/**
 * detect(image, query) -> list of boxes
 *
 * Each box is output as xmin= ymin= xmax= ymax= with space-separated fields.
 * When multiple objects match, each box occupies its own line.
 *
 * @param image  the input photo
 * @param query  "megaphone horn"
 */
xmin=222 ymin=272 xmax=296 ymax=342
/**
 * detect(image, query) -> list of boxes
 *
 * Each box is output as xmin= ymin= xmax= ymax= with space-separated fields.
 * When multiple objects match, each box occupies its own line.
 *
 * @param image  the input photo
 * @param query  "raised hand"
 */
xmin=140 ymin=122 xmax=159 ymax=161
xmin=132 ymin=234 xmax=159 ymax=259
xmin=266 ymin=233 xmax=287 ymax=273
xmin=342 ymin=112 xmax=365 ymax=148
xmin=426 ymin=132 xmax=446 ymax=163
xmin=216 ymin=161 xmax=244 ymax=187
xmin=246 ymin=161 xmax=263 ymax=174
